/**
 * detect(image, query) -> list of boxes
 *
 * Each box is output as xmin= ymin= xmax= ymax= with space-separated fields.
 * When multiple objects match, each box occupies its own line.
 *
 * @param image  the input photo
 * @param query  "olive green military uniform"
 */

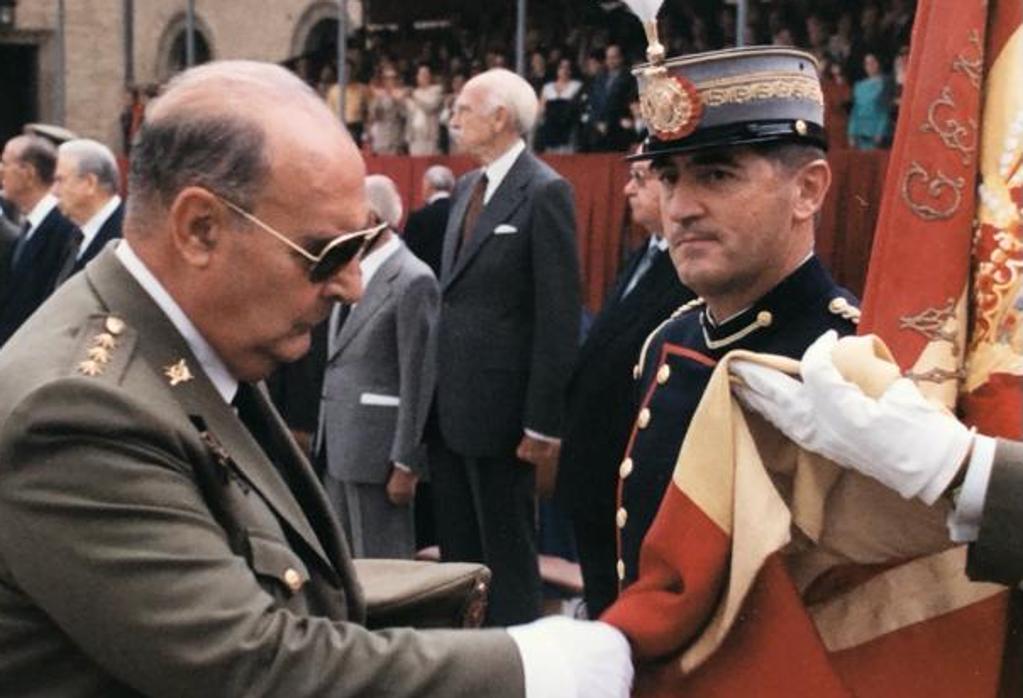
xmin=0 ymin=247 xmax=523 ymax=697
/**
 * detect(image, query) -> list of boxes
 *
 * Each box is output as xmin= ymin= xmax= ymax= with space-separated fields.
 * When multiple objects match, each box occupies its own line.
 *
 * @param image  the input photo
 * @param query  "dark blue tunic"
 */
xmin=616 ymin=256 xmax=860 ymax=586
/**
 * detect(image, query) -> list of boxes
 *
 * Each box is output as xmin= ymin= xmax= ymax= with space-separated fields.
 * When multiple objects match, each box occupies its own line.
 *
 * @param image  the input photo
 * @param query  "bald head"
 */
xmin=126 ymin=60 xmax=358 ymax=236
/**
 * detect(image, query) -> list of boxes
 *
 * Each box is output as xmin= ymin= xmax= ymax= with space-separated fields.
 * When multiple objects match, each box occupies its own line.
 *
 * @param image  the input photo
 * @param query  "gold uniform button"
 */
xmin=828 ymin=297 xmax=849 ymax=313
xmin=656 ymin=364 xmax=671 ymax=385
xmin=619 ymin=457 xmax=634 ymax=479
xmin=105 ymin=315 xmax=126 ymax=335
xmin=637 ymin=407 xmax=651 ymax=429
xmin=617 ymin=559 xmax=626 ymax=581
xmin=616 ymin=507 xmax=628 ymax=529
xmin=756 ymin=310 xmax=773 ymax=327
xmin=283 ymin=568 xmax=303 ymax=592
xmin=794 ymin=119 xmax=808 ymax=136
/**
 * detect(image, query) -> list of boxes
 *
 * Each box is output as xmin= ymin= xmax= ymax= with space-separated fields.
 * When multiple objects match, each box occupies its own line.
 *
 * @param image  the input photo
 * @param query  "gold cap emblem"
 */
xmin=641 ymin=72 xmax=703 ymax=141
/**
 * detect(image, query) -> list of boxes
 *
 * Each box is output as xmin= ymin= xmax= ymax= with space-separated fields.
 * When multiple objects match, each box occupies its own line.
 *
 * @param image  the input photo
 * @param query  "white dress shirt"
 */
xmin=77 ymin=195 xmax=121 ymax=259
xmin=21 ymin=193 xmax=60 ymax=242
xmin=114 ymin=240 xmax=237 ymax=404
xmin=482 ymin=138 xmax=526 ymax=204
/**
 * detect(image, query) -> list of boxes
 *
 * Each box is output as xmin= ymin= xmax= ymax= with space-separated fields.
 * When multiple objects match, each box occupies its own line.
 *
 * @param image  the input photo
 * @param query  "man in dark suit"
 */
xmin=556 ymin=146 xmax=694 ymax=617
xmin=586 ymin=45 xmax=638 ymax=152
xmin=433 ymin=68 xmax=582 ymax=626
xmin=403 ymin=164 xmax=453 ymax=278
xmin=319 ymin=174 xmax=439 ymax=559
xmin=52 ymin=138 xmax=124 ymax=286
xmin=0 ymin=60 xmax=631 ymax=697
xmin=0 ymin=195 xmax=19 ymax=302
xmin=0 ymin=134 xmax=78 ymax=346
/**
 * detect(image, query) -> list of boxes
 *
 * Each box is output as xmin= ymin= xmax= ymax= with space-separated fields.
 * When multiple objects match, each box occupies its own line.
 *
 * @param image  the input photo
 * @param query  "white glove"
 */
xmin=730 ymin=330 xmax=974 ymax=504
xmin=507 ymin=616 xmax=633 ymax=698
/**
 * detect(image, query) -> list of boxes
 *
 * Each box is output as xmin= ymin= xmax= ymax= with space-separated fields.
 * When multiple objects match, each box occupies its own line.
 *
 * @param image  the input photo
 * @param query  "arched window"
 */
xmin=157 ymin=13 xmax=215 ymax=81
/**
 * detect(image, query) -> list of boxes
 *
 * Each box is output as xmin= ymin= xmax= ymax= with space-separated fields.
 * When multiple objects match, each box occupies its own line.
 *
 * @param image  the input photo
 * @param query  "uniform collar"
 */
xmin=700 ymin=255 xmax=833 ymax=350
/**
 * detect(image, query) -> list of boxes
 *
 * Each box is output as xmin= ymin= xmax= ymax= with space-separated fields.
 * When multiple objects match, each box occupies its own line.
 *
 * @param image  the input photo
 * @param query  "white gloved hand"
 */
xmin=730 ymin=330 xmax=974 ymax=504
xmin=507 ymin=616 xmax=633 ymax=698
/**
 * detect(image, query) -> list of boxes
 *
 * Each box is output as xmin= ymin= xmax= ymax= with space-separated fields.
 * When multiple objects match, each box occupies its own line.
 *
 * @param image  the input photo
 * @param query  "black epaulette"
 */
xmin=827 ymin=296 xmax=861 ymax=325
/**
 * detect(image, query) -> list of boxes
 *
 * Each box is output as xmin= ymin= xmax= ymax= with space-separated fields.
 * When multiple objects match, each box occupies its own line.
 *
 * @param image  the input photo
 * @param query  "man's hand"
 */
xmin=730 ymin=330 xmax=974 ymax=504
xmin=386 ymin=465 xmax=418 ymax=506
xmin=517 ymin=435 xmax=561 ymax=499
xmin=507 ymin=616 xmax=633 ymax=698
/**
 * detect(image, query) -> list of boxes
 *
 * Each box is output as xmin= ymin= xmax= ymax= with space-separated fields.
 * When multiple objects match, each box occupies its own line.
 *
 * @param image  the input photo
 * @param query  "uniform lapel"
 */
xmin=84 ymin=249 xmax=336 ymax=573
xmin=328 ymin=246 xmax=401 ymax=361
xmin=443 ymin=151 xmax=532 ymax=290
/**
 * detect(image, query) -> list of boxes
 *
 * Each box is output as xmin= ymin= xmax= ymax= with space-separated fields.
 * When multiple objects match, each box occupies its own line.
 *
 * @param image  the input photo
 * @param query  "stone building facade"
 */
xmin=0 ymin=0 xmax=361 ymax=151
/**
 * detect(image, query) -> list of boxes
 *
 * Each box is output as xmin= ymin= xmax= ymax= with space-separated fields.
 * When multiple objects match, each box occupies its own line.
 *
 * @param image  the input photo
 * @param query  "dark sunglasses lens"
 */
xmin=308 ymin=237 xmax=364 ymax=282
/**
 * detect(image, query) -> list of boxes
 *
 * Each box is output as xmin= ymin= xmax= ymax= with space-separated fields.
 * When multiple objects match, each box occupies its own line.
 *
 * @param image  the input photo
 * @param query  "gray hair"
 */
xmin=127 ymin=60 xmax=321 ymax=222
xmin=59 ymin=139 xmax=119 ymax=193
xmin=465 ymin=68 xmax=538 ymax=136
xmin=423 ymin=164 xmax=454 ymax=193
xmin=364 ymin=174 xmax=403 ymax=228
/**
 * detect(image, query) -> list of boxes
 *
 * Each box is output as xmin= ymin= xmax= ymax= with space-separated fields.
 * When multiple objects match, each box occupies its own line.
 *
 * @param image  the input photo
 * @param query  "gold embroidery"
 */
xmin=87 ymin=346 xmax=112 ymax=364
xmin=698 ymin=72 xmax=823 ymax=108
xmin=900 ymin=161 xmax=965 ymax=221
xmin=951 ymin=30 xmax=983 ymax=90
xmin=920 ymin=86 xmax=978 ymax=166
xmin=77 ymin=360 xmax=103 ymax=377
xmin=899 ymin=298 xmax=960 ymax=351
xmin=93 ymin=333 xmax=117 ymax=350
xmin=164 ymin=359 xmax=193 ymax=386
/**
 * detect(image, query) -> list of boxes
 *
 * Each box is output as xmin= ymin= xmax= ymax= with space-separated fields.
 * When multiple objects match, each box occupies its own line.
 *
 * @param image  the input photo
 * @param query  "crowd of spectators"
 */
xmin=285 ymin=0 xmax=914 ymax=156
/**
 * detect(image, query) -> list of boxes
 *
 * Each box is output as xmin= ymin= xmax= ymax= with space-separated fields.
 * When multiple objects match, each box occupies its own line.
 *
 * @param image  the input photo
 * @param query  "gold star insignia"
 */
xmin=93 ymin=333 xmax=117 ymax=350
xmin=164 ymin=359 xmax=193 ymax=386
xmin=87 ymin=346 xmax=112 ymax=364
xmin=77 ymin=360 xmax=103 ymax=377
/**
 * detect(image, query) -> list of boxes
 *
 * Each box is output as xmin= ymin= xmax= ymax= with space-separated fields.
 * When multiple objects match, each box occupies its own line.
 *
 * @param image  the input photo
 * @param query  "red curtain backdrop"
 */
xmin=362 ymin=149 xmax=887 ymax=312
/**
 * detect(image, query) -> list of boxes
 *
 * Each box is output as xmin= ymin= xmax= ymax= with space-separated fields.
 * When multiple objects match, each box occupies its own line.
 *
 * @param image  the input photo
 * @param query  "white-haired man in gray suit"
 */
xmin=318 ymin=173 xmax=439 ymax=558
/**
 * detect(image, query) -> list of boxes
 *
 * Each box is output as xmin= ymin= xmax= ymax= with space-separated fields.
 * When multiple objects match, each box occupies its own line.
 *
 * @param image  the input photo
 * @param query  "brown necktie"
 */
xmin=457 ymin=173 xmax=488 ymax=259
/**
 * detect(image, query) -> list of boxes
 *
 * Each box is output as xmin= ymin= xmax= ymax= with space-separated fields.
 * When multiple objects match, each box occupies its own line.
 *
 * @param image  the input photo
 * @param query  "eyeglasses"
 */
xmin=215 ymin=194 xmax=387 ymax=283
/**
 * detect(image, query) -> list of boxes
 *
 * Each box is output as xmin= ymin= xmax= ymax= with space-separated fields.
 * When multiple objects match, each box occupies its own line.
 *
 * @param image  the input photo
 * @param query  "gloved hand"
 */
xmin=730 ymin=330 xmax=974 ymax=504
xmin=507 ymin=616 xmax=633 ymax=698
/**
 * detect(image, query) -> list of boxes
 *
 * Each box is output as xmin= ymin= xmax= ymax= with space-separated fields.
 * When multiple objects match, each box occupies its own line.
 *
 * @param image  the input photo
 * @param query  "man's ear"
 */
xmin=792 ymin=159 xmax=832 ymax=223
xmin=167 ymin=186 xmax=227 ymax=268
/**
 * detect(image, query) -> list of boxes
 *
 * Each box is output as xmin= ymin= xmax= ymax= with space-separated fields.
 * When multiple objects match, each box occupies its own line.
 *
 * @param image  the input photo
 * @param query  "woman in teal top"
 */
xmin=848 ymin=53 xmax=893 ymax=149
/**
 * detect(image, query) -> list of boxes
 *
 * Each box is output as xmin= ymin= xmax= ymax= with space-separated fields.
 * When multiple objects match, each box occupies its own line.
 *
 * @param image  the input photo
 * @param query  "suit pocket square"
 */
xmin=493 ymin=224 xmax=518 ymax=235
xmin=360 ymin=393 xmax=400 ymax=407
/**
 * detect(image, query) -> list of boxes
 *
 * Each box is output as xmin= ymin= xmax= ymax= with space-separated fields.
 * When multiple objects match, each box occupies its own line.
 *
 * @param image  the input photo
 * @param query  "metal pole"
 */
xmin=736 ymin=0 xmax=748 ymax=47
xmin=337 ymin=0 xmax=348 ymax=126
xmin=55 ymin=0 xmax=66 ymax=124
xmin=123 ymin=0 xmax=134 ymax=85
xmin=185 ymin=0 xmax=196 ymax=67
xmin=515 ymin=0 xmax=526 ymax=75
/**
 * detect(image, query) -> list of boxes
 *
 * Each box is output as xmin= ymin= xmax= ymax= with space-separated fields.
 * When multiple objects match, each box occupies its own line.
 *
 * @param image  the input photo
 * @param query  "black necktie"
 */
xmin=334 ymin=303 xmax=352 ymax=340
xmin=456 ymin=173 xmax=488 ymax=259
xmin=55 ymin=228 xmax=85 ymax=286
xmin=232 ymin=382 xmax=287 ymax=468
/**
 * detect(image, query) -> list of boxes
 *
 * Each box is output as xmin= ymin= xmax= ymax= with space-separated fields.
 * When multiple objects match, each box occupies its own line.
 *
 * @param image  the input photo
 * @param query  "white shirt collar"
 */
xmin=359 ymin=233 xmax=402 ymax=288
xmin=77 ymin=195 xmax=121 ymax=259
xmin=482 ymin=138 xmax=526 ymax=204
xmin=649 ymin=234 xmax=667 ymax=252
xmin=114 ymin=240 xmax=238 ymax=404
xmin=23 ymin=193 xmax=60 ymax=240
xmin=427 ymin=191 xmax=450 ymax=204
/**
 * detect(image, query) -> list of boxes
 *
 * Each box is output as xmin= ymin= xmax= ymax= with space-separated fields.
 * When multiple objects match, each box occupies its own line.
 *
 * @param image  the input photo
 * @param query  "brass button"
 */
xmin=283 ymin=567 xmax=303 ymax=592
xmin=637 ymin=407 xmax=651 ymax=429
xmin=656 ymin=364 xmax=671 ymax=385
xmin=619 ymin=457 xmax=634 ymax=479
xmin=105 ymin=315 xmax=125 ymax=335
xmin=756 ymin=310 xmax=773 ymax=327
xmin=616 ymin=507 xmax=628 ymax=529
xmin=632 ymin=363 xmax=641 ymax=380
xmin=794 ymin=119 xmax=808 ymax=136
xmin=616 ymin=559 xmax=625 ymax=581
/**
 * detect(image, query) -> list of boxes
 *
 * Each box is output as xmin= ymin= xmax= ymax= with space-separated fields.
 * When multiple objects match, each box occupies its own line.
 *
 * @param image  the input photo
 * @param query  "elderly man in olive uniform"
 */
xmin=0 ymin=60 xmax=631 ymax=698
xmin=611 ymin=47 xmax=862 ymax=590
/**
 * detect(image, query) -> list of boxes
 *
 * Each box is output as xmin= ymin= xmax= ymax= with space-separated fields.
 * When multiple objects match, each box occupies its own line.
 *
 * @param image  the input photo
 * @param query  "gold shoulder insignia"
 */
xmin=828 ymin=297 xmax=862 ymax=325
xmin=71 ymin=314 xmax=136 ymax=381
xmin=164 ymin=358 xmax=193 ymax=386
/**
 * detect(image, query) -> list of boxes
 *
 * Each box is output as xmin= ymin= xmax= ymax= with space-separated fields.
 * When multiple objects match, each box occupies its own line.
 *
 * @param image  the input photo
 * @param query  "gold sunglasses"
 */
xmin=216 ymin=194 xmax=387 ymax=283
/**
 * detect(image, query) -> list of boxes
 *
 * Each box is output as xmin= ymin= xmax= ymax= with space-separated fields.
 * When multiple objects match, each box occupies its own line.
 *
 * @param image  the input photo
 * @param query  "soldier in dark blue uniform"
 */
xmin=613 ymin=46 xmax=862 ymax=588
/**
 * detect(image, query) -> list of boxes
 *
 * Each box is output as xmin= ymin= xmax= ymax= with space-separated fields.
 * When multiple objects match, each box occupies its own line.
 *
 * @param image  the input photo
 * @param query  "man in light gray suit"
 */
xmin=320 ymin=174 xmax=439 ymax=559
xmin=431 ymin=68 xmax=582 ymax=625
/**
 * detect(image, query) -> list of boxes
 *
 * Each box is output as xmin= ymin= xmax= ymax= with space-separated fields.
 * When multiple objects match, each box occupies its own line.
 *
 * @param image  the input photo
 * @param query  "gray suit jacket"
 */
xmin=436 ymin=149 xmax=581 ymax=457
xmin=968 ymin=438 xmax=1023 ymax=586
xmin=321 ymin=242 xmax=439 ymax=481
xmin=0 ymin=247 xmax=521 ymax=697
